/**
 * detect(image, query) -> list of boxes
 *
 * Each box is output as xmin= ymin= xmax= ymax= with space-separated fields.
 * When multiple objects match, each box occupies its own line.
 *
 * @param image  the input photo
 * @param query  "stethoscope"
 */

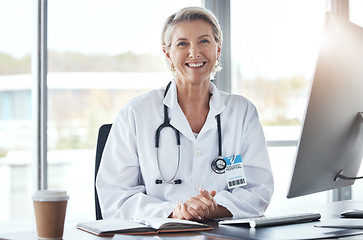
xmin=155 ymin=82 xmax=226 ymax=185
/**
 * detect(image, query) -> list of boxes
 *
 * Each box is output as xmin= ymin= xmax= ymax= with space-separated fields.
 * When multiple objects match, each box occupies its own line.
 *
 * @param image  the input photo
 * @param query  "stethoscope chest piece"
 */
xmin=211 ymin=157 xmax=226 ymax=174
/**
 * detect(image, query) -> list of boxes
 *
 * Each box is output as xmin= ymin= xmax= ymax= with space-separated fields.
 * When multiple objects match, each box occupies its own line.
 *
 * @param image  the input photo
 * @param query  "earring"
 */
xmin=215 ymin=59 xmax=220 ymax=67
xmin=171 ymin=63 xmax=176 ymax=72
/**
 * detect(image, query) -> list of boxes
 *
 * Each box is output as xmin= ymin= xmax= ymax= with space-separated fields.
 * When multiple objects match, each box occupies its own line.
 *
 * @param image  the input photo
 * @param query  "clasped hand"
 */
xmin=170 ymin=189 xmax=231 ymax=220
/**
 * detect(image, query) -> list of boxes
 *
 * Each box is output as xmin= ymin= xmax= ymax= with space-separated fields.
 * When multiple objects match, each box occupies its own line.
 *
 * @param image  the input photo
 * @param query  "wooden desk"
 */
xmin=1 ymin=200 xmax=363 ymax=240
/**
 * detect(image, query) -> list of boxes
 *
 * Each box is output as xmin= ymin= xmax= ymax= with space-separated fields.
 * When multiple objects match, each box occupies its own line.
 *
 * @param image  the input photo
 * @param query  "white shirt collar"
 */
xmin=163 ymin=79 xmax=225 ymax=114
xmin=163 ymin=80 xmax=226 ymax=140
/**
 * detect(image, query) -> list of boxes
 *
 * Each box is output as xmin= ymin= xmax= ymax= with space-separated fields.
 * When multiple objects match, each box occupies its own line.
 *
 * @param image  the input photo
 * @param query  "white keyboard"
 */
xmin=219 ymin=212 xmax=321 ymax=228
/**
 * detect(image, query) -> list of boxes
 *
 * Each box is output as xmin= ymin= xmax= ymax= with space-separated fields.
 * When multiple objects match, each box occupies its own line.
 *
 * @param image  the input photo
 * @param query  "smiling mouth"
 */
xmin=186 ymin=62 xmax=206 ymax=68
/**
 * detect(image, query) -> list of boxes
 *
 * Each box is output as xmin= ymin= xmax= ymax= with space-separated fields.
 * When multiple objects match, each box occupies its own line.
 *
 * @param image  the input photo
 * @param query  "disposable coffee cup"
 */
xmin=33 ymin=190 xmax=69 ymax=239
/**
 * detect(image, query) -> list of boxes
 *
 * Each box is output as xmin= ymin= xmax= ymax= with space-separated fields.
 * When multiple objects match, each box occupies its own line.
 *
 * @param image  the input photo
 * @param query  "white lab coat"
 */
xmin=96 ymin=80 xmax=274 ymax=220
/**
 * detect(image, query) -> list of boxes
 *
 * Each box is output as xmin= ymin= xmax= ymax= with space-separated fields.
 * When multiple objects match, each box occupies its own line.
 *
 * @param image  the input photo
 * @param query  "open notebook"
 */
xmin=77 ymin=217 xmax=212 ymax=236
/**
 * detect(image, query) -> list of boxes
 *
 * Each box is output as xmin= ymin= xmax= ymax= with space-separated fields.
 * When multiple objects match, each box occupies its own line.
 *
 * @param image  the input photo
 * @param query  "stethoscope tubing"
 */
xmin=155 ymin=145 xmax=181 ymax=184
xmin=154 ymin=81 xmax=225 ymax=184
xmin=155 ymin=82 xmax=182 ymax=184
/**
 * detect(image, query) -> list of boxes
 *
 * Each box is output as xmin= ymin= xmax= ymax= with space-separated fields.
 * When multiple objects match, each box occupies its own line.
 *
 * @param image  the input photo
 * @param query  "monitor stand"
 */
xmin=334 ymin=112 xmax=363 ymax=181
xmin=336 ymin=113 xmax=363 ymax=218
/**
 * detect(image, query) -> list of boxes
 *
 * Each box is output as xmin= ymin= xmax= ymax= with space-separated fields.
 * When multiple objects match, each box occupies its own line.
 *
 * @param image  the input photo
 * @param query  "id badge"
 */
xmin=224 ymin=154 xmax=247 ymax=189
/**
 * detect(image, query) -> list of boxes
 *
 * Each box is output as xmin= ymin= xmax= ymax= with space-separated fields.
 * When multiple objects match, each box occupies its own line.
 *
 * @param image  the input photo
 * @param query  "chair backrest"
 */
xmin=94 ymin=123 xmax=112 ymax=220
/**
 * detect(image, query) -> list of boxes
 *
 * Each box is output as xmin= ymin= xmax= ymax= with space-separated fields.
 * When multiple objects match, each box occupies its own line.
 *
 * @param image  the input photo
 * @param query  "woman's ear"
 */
xmin=163 ymin=46 xmax=171 ymax=60
xmin=217 ymin=43 xmax=222 ymax=59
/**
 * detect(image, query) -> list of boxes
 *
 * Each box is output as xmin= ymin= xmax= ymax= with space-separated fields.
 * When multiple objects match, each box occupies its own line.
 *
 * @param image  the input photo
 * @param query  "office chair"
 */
xmin=94 ymin=123 xmax=112 ymax=220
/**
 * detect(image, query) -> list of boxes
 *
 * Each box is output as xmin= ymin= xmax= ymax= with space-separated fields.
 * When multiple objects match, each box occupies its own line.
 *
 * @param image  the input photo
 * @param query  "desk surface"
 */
xmin=0 ymin=228 xmax=233 ymax=240
xmin=2 ymin=200 xmax=363 ymax=240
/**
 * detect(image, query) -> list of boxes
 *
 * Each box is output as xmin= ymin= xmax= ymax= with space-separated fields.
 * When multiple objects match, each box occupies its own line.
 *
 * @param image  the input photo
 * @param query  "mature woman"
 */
xmin=96 ymin=6 xmax=273 ymax=221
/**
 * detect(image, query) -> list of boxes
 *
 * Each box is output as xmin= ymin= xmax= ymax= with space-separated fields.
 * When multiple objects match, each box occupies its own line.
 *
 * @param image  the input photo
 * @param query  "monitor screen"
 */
xmin=287 ymin=12 xmax=363 ymax=198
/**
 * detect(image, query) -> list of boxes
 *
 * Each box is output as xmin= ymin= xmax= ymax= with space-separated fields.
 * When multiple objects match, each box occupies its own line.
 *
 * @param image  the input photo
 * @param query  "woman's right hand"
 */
xmin=170 ymin=189 xmax=230 ymax=220
xmin=171 ymin=197 xmax=208 ymax=220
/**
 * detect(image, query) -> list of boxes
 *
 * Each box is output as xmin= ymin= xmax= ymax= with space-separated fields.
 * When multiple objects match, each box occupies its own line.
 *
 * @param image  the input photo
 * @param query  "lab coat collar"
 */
xmin=208 ymin=81 xmax=225 ymax=116
xmin=163 ymin=80 xmax=225 ymax=141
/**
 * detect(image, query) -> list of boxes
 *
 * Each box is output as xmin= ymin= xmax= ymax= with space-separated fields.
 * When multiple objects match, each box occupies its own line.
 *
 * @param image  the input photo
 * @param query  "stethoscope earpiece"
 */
xmin=211 ymin=157 xmax=226 ymax=174
xmin=173 ymin=179 xmax=182 ymax=184
xmin=155 ymin=179 xmax=182 ymax=184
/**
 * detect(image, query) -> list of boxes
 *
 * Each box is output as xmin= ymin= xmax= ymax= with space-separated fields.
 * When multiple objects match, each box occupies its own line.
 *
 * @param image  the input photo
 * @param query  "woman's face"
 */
xmin=164 ymin=20 xmax=221 ymax=85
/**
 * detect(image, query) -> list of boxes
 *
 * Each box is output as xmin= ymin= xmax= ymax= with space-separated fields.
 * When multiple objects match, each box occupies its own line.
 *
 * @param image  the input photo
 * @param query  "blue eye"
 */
xmin=177 ymin=42 xmax=187 ymax=47
xmin=200 ymin=39 xmax=210 ymax=44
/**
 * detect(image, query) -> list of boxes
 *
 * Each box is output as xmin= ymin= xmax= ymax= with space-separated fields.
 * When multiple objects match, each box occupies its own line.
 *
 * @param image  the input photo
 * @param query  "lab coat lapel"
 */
xmin=199 ymin=82 xmax=225 ymax=135
xmin=163 ymin=81 xmax=195 ymax=142
xmin=170 ymin=108 xmax=195 ymax=141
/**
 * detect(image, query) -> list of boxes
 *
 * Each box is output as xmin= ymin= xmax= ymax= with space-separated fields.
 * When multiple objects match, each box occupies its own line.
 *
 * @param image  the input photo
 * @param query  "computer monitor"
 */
xmin=287 ymin=12 xmax=363 ymax=198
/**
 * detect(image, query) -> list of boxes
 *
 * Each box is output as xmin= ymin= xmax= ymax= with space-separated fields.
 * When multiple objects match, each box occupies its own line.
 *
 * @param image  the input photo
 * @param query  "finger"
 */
xmin=183 ymin=202 xmax=202 ymax=220
xmin=210 ymin=190 xmax=217 ymax=197
xmin=171 ymin=209 xmax=177 ymax=219
xmin=208 ymin=190 xmax=218 ymax=206
xmin=173 ymin=201 xmax=184 ymax=219
xmin=172 ymin=202 xmax=180 ymax=219
xmin=180 ymin=202 xmax=200 ymax=220
xmin=185 ymin=198 xmax=209 ymax=219
xmin=190 ymin=198 xmax=213 ymax=219
xmin=199 ymin=189 xmax=218 ymax=204
xmin=198 ymin=190 xmax=214 ymax=206
xmin=199 ymin=189 xmax=213 ymax=200
xmin=197 ymin=190 xmax=217 ymax=214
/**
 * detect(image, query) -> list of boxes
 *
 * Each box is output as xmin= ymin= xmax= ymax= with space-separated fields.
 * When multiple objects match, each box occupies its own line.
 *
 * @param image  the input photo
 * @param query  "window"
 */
xmin=0 ymin=0 xmax=33 ymax=232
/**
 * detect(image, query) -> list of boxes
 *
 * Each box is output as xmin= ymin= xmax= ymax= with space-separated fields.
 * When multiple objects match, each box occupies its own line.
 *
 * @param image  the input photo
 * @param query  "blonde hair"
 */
xmin=161 ymin=7 xmax=223 ymax=47
xmin=161 ymin=7 xmax=223 ymax=78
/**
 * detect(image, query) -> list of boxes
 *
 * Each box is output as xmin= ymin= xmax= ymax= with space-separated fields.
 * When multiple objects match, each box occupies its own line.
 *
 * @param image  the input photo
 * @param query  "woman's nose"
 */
xmin=188 ymin=44 xmax=201 ymax=58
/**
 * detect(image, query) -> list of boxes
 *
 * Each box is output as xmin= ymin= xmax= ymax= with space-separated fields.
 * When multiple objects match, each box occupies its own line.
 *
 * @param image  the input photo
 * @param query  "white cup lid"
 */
xmin=32 ymin=190 xmax=69 ymax=201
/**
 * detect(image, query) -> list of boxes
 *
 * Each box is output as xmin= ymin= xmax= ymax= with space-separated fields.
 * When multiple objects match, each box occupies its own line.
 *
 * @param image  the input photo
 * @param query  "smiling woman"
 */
xmin=160 ymin=7 xmax=223 ymax=134
xmin=164 ymin=20 xmax=221 ymax=85
xmin=163 ymin=19 xmax=221 ymax=133
xmin=161 ymin=7 xmax=223 ymax=80
xmin=96 ymin=6 xmax=274 ymax=222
